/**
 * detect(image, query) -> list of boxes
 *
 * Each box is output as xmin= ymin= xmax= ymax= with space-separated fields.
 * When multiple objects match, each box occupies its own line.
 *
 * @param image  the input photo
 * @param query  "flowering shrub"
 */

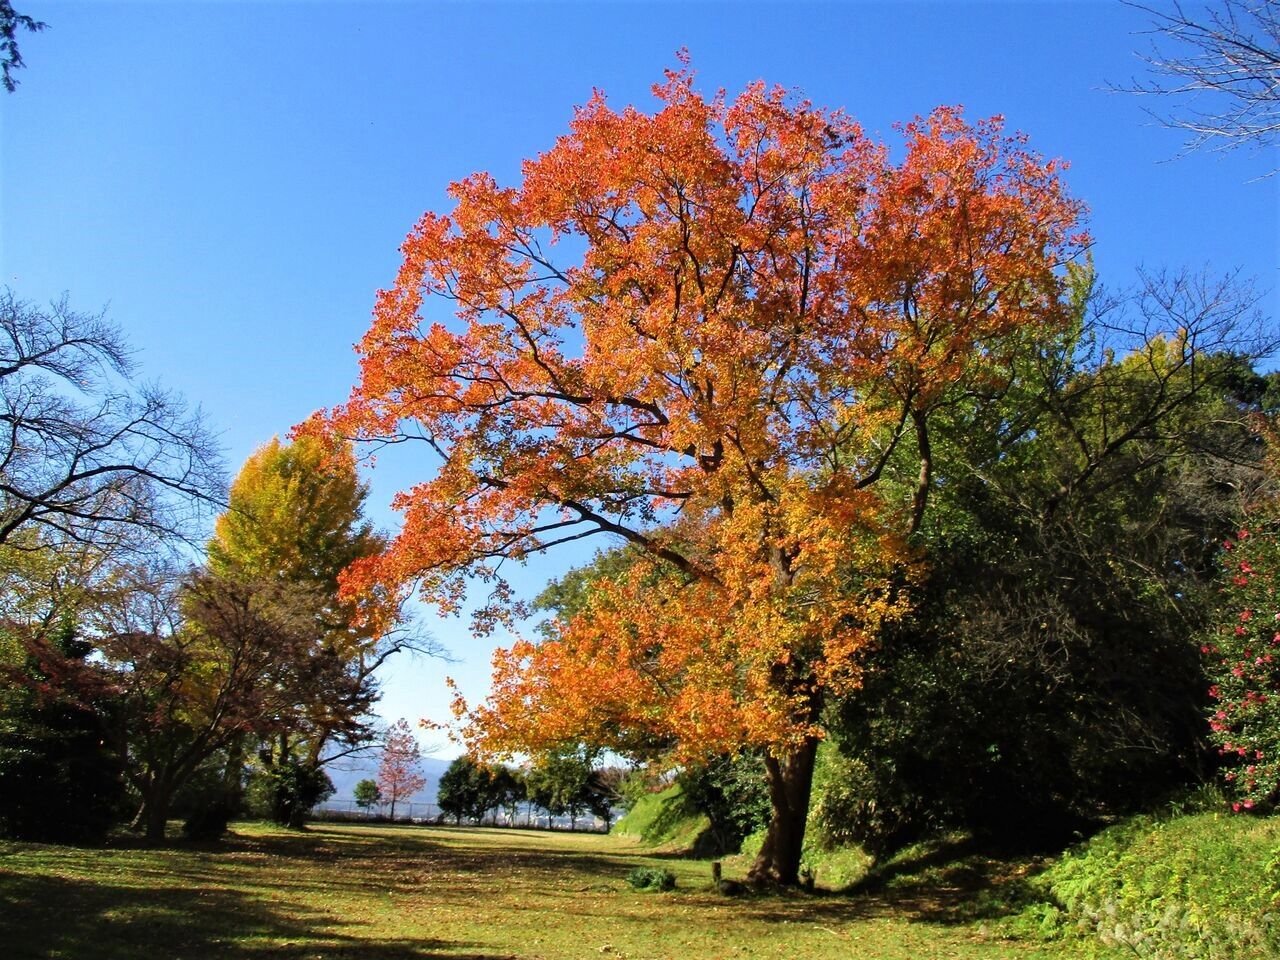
xmin=1206 ymin=523 xmax=1280 ymax=812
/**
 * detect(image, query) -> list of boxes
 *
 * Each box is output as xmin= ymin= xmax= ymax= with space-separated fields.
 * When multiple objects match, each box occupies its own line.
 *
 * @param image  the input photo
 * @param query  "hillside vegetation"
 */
xmin=617 ymin=783 xmax=1280 ymax=959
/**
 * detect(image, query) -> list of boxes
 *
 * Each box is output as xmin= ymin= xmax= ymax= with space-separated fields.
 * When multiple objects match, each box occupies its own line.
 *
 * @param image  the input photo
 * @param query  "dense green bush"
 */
xmin=182 ymin=797 xmax=234 ymax=841
xmin=245 ymin=756 xmax=333 ymax=828
xmin=677 ymin=753 xmax=770 ymax=854
xmin=353 ymin=778 xmax=381 ymax=811
xmin=611 ymin=757 xmax=769 ymax=855
xmin=806 ymin=743 xmax=928 ymax=856
xmin=626 ymin=866 xmax=675 ymax=891
xmin=1205 ymin=521 xmax=1280 ymax=811
xmin=437 ymin=755 xmax=491 ymax=824
xmin=817 ymin=345 xmax=1274 ymax=852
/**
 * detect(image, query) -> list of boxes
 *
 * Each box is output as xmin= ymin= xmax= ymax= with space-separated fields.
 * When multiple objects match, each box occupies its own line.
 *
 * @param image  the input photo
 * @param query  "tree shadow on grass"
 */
xmin=0 ymin=870 xmax=514 ymax=960
xmin=705 ymin=837 xmax=1052 ymax=929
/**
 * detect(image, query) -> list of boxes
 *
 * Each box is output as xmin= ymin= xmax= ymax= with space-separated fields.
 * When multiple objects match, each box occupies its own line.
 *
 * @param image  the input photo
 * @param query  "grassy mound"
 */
xmin=1016 ymin=807 xmax=1280 ymax=958
xmin=612 ymin=782 xmax=711 ymax=851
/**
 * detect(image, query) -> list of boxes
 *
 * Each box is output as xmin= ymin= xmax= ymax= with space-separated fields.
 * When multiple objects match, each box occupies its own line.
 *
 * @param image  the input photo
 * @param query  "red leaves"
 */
xmin=316 ymin=68 xmax=1086 ymax=763
xmin=378 ymin=718 xmax=428 ymax=811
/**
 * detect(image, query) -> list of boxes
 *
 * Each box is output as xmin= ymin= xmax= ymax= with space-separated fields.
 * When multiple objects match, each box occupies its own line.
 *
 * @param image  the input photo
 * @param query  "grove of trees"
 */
xmin=310 ymin=66 xmax=1278 ymax=885
xmin=3 ymin=32 xmax=1278 ymax=911
xmin=0 ymin=294 xmax=421 ymax=840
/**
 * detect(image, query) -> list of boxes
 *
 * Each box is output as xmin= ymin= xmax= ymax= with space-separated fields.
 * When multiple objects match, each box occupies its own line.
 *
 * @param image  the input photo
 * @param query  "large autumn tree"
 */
xmin=314 ymin=66 xmax=1085 ymax=884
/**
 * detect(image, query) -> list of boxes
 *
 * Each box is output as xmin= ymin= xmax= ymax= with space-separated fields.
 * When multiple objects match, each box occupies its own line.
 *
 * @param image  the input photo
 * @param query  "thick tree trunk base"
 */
xmin=140 ymin=803 xmax=169 ymax=842
xmin=747 ymin=737 xmax=820 ymax=888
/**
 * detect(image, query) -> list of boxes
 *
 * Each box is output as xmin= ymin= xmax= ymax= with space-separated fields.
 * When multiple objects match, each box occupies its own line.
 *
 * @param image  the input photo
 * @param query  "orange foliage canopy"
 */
xmin=311 ymin=67 xmax=1086 ymax=762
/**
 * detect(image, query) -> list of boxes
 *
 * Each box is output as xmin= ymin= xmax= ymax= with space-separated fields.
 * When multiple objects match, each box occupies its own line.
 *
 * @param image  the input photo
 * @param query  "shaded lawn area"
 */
xmin=0 ymin=822 xmax=1084 ymax=959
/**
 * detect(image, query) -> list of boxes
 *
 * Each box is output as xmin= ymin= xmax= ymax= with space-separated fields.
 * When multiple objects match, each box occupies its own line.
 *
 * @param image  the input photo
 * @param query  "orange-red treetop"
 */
xmin=309 ymin=68 xmax=1087 ymax=761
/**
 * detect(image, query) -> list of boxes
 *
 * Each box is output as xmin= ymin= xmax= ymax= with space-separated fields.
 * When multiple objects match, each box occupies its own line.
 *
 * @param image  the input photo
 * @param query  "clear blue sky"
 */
xmin=2 ymin=0 xmax=1277 ymax=755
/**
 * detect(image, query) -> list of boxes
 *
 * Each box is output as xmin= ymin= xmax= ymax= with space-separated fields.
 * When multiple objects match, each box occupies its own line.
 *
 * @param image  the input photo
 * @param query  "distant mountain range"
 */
xmin=322 ymin=754 xmax=453 ymax=806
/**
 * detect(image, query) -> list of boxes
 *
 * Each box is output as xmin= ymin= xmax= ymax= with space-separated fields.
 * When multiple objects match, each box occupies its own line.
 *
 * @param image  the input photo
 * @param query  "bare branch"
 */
xmin=1118 ymin=0 xmax=1280 ymax=174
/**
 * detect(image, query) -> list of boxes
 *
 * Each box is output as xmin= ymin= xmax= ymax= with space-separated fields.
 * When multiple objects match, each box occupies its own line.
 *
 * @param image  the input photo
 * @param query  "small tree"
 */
xmin=525 ymin=749 xmax=598 ymax=830
xmin=354 ymin=778 xmax=381 ymax=813
xmin=489 ymin=765 xmax=525 ymax=825
xmin=437 ymin=755 xmax=488 ymax=825
xmin=377 ymin=719 xmax=427 ymax=820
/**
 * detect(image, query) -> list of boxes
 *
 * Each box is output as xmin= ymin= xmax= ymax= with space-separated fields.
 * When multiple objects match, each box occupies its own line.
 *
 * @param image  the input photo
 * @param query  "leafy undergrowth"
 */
xmin=1009 ymin=808 xmax=1280 ymax=958
xmin=0 ymin=820 xmax=1080 ymax=959
xmin=833 ymin=809 xmax=1280 ymax=959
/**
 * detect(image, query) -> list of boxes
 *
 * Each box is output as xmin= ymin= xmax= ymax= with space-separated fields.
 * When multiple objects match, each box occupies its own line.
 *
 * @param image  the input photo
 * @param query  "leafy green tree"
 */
xmin=487 ymin=765 xmax=525 ymax=825
xmin=437 ymin=755 xmax=490 ymax=825
xmin=821 ymin=269 xmax=1277 ymax=850
xmin=525 ymin=748 xmax=610 ymax=830
xmin=249 ymin=753 xmax=334 ymax=828
xmin=354 ymin=778 xmax=381 ymax=812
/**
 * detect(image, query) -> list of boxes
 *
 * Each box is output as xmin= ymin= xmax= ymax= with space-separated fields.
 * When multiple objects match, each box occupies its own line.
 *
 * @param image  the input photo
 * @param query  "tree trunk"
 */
xmin=223 ymin=734 xmax=247 ymax=815
xmin=137 ymin=778 xmax=174 ymax=841
xmin=747 ymin=737 xmax=820 ymax=887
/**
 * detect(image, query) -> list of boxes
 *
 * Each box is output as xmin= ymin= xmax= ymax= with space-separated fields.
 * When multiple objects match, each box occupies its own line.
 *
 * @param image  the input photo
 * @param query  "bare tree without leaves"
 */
xmin=1121 ymin=0 xmax=1280 ymax=173
xmin=0 ymin=290 xmax=225 ymax=553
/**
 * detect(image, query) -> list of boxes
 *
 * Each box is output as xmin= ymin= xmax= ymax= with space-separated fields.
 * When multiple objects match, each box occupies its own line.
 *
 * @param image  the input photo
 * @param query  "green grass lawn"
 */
xmin=0 ymin=821 xmax=1093 ymax=959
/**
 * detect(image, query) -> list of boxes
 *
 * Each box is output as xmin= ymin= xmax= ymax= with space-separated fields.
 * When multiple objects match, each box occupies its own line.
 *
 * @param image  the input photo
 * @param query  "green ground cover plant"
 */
xmin=1017 ymin=807 xmax=1280 ymax=959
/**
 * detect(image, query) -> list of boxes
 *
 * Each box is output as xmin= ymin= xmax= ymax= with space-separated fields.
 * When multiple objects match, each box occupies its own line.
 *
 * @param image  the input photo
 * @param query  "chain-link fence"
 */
xmin=311 ymin=799 xmax=613 ymax=833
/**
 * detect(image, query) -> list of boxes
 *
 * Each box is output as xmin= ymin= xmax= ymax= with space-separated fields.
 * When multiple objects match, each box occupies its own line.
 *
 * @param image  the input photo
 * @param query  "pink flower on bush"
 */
xmin=1206 ymin=515 xmax=1280 ymax=814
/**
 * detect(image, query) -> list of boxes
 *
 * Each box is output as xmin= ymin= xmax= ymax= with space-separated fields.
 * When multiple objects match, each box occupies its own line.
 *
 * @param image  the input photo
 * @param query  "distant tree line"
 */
xmin=432 ymin=750 xmax=623 ymax=830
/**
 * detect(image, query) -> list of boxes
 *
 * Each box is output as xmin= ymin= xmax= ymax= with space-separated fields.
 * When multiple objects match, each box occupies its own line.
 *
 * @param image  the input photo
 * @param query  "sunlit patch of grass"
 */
xmin=2 ymin=821 xmax=1088 ymax=958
